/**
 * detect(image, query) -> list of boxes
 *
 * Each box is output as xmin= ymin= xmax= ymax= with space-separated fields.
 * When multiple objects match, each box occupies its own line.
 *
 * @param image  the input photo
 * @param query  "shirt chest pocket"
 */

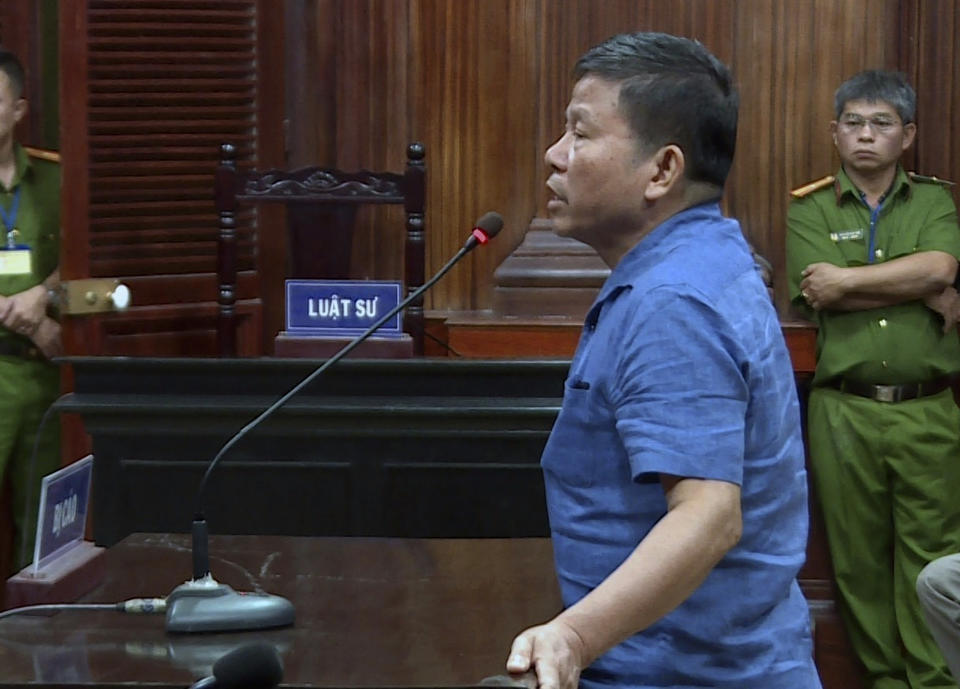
xmin=541 ymin=381 xmax=627 ymax=488
xmin=881 ymin=222 xmax=923 ymax=261
xmin=829 ymin=227 xmax=868 ymax=266
xmin=32 ymin=229 xmax=58 ymax=273
xmin=20 ymin=203 xmax=59 ymax=277
xmin=831 ymin=221 xmax=920 ymax=265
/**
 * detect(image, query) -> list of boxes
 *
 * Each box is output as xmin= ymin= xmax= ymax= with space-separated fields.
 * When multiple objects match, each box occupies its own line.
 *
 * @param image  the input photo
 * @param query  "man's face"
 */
xmin=0 ymin=71 xmax=25 ymax=144
xmin=544 ymin=75 xmax=656 ymax=247
xmin=831 ymin=99 xmax=915 ymax=175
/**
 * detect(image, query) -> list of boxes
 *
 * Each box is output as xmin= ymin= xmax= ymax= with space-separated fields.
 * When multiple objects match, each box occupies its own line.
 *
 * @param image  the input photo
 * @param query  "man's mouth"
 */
xmin=546 ymin=183 xmax=566 ymax=205
xmin=546 ymin=195 xmax=566 ymax=213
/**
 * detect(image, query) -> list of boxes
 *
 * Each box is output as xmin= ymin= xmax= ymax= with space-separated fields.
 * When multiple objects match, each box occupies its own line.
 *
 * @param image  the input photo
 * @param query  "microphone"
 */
xmin=463 ymin=211 xmax=504 ymax=251
xmin=188 ymin=642 xmax=283 ymax=689
xmin=166 ymin=212 xmax=504 ymax=633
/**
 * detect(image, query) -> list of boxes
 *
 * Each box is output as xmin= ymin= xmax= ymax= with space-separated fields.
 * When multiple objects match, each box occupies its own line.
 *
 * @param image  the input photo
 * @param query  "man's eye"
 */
xmin=840 ymin=115 xmax=900 ymax=131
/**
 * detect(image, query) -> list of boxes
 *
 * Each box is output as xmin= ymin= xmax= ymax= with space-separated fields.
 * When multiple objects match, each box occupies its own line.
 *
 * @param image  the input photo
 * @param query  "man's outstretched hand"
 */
xmin=506 ymin=619 xmax=587 ymax=689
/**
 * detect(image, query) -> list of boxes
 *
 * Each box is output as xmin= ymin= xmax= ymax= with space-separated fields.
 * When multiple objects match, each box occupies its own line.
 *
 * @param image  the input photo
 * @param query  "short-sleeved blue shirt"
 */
xmin=542 ymin=202 xmax=819 ymax=688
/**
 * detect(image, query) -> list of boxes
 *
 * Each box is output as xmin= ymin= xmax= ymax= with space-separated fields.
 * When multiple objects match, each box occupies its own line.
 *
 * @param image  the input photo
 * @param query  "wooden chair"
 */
xmin=214 ymin=142 xmax=426 ymax=356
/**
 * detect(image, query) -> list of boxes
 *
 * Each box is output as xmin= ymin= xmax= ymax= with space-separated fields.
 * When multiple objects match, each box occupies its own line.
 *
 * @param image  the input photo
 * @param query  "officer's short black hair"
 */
xmin=0 ymin=50 xmax=25 ymax=99
xmin=834 ymin=70 xmax=916 ymax=124
xmin=574 ymin=32 xmax=739 ymax=189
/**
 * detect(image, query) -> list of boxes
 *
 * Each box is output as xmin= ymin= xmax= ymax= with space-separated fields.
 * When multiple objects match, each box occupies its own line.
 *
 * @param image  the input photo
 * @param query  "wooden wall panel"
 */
xmin=284 ymin=0 xmax=338 ymax=168
xmin=2 ymin=0 xmax=61 ymax=149
xmin=278 ymin=0 xmax=416 ymax=330
xmin=13 ymin=0 xmax=960 ymax=344
xmin=0 ymin=0 xmax=33 ymax=131
xmin=728 ymin=0 xmax=901 ymax=308
xmin=289 ymin=0 xmax=957 ymax=318
xmin=910 ymin=1 xmax=960 ymax=194
xmin=282 ymin=0 xmax=539 ymax=313
xmin=409 ymin=0 xmax=541 ymax=311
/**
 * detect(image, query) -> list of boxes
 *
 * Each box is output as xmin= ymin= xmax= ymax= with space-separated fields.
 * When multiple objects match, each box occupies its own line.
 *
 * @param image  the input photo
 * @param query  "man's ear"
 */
xmin=643 ymin=145 xmax=684 ymax=201
xmin=901 ymin=122 xmax=917 ymax=152
xmin=13 ymin=98 xmax=27 ymax=125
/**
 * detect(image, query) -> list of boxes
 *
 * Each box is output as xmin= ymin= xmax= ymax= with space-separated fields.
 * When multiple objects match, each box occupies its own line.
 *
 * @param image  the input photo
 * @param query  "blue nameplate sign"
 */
xmin=33 ymin=454 xmax=94 ymax=572
xmin=285 ymin=280 xmax=403 ymax=338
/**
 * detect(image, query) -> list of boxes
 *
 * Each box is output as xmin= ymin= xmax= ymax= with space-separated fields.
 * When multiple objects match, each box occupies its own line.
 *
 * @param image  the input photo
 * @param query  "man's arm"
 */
xmin=785 ymin=198 xmax=845 ymax=319
xmin=29 ymin=317 xmax=62 ymax=359
xmin=0 ymin=267 xmax=61 ymax=336
xmin=506 ymin=476 xmax=742 ymax=689
xmin=924 ymin=286 xmax=960 ymax=333
xmin=799 ymin=251 xmax=957 ymax=311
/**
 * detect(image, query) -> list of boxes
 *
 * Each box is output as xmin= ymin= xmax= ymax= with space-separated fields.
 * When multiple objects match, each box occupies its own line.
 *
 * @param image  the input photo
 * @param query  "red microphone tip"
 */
xmin=471 ymin=228 xmax=490 ymax=245
xmin=463 ymin=212 xmax=503 ymax=250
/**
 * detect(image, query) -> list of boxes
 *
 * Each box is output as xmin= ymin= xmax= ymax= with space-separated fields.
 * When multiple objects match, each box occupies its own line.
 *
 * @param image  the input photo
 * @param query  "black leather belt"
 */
xmin=827 ymin=376 xmax=954 ymax=403
xmin=0 ymin=338 xmax=44 ymax=362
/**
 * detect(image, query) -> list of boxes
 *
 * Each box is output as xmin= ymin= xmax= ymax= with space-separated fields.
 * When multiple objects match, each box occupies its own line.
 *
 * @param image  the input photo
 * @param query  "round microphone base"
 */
xmin=166 ymin=578 xmax=295 ymax=634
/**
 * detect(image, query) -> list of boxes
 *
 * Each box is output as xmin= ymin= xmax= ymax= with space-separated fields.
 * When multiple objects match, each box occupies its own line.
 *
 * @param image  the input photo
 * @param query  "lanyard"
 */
xmin=0 ymin=187 xmax=20 ymax=248
xmin=859 ymin=190 xmax=887 ymax=265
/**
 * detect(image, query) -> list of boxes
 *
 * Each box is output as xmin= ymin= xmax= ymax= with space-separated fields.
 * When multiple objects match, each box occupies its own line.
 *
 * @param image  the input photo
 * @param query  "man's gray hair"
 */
xmin=834 ymin=70 xmax=916 ymax=124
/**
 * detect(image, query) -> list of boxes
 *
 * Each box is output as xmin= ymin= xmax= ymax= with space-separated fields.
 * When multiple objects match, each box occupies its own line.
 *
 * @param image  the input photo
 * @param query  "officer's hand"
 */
xmin=924 ymin=286 xmax=960 ymax=333
xmin=506 ymin=619 xmax=586 ymax=689
xmin=800 ymin=262 xmax=848 ymax=310
xmin=2 ymin=285 xmax=48 ymax=337
xmin=30 ymin=318 xmax=62 ymax=360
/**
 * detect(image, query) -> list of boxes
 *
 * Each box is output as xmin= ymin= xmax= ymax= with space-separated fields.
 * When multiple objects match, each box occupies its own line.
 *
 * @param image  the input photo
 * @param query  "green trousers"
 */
xmin=0 ymin=354 xmax=60 ymax=574
xmin=808 ymin=386 xmax=960 ymax=689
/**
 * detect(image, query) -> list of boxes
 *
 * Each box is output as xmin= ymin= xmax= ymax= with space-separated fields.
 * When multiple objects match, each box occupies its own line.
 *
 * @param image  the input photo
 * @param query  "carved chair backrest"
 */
xmin=214 ymin=143 xmax=426 ymax=356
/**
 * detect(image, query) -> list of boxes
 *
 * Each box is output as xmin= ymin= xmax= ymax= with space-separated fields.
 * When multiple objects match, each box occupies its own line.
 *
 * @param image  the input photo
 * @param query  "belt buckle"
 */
xmin=873 ymin=384 xmax=898 ymax=403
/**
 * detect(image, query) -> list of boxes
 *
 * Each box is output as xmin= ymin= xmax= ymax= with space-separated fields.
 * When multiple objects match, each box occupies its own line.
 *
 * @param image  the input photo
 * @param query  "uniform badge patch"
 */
xmin=829 ymin=229 xmax=864 ymax=242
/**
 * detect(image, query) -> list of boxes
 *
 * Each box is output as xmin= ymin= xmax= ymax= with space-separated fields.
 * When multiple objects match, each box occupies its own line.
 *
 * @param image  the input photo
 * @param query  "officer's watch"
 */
xmin=46 ymin=287 xmax=61 ymax=319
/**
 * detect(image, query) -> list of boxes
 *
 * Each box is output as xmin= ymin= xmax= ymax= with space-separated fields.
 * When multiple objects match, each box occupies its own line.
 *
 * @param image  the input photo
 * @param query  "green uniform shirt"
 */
xmin=0 ymin=144 xmax=60 ymax=342
xmin=786 ymin=166 xmax=960 ymax=386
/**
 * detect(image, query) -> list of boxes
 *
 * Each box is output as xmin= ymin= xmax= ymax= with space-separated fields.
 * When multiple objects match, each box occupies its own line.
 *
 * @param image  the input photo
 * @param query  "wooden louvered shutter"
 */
xmin=1 ymin=0 xmax=51 ymax=148
xmin=59 ymin=0 xmax=283 ymax=356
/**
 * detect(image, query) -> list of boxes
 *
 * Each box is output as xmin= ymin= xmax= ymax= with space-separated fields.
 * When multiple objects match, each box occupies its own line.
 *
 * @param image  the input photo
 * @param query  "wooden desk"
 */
xmin=0 ymin=534 xmax=560 ymax=688
xmin=57 ymin=357 xmax=563 ymax=547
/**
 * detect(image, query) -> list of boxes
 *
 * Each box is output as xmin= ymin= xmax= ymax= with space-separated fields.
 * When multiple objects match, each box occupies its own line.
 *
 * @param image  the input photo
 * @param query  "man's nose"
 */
xmin=544 ymin=134 xmax=568 ymax=170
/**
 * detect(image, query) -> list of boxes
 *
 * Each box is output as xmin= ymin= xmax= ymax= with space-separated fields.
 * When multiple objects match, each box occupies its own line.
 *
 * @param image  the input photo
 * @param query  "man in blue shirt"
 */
xmin=505 ymin=32 xmax=820 ymax=688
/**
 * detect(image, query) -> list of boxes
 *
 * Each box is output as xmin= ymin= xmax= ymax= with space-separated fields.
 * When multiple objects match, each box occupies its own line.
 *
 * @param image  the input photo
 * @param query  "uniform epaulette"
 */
xmin=790 ymin=175 xmax=835 ymax=199
xmin=23 ymin=146 xmax=60 ymax=164
xmin=907 ymin=171 xmax=955 ymax=187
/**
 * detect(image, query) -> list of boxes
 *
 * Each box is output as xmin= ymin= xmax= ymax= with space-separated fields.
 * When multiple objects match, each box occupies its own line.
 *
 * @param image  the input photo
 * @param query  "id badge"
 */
xmin=0 ymin=246 xmax=33 ymax=275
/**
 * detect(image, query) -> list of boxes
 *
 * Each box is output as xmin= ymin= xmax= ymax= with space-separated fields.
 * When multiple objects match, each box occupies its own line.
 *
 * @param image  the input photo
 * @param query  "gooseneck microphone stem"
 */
xmin=190 ymin=214 xmax=501 ymax=581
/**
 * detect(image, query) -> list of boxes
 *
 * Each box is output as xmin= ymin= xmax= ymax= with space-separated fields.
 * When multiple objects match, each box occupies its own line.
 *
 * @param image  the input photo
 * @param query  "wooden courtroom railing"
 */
xmin=438 ymin=313 xmax=818 ymax=373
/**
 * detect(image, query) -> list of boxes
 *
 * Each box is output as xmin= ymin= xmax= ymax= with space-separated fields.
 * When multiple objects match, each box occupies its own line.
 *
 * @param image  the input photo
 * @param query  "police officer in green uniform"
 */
xmin=0 ymin=51 xmax=61 ymax=573
xmin=787 ymin=70 xmax=960 ymax=689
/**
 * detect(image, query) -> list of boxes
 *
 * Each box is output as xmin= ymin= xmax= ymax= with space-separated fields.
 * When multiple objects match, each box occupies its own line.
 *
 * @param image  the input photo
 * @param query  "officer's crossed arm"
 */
xmin=29 ymin=317 xmax=61 ymax=359
xmin=0 ymin=267 xmax=61 ymax=340
xmin=800 ymin=250 xmax=957 ymax=312
xmin=923 ymin=285 xmax=960 ymax=333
